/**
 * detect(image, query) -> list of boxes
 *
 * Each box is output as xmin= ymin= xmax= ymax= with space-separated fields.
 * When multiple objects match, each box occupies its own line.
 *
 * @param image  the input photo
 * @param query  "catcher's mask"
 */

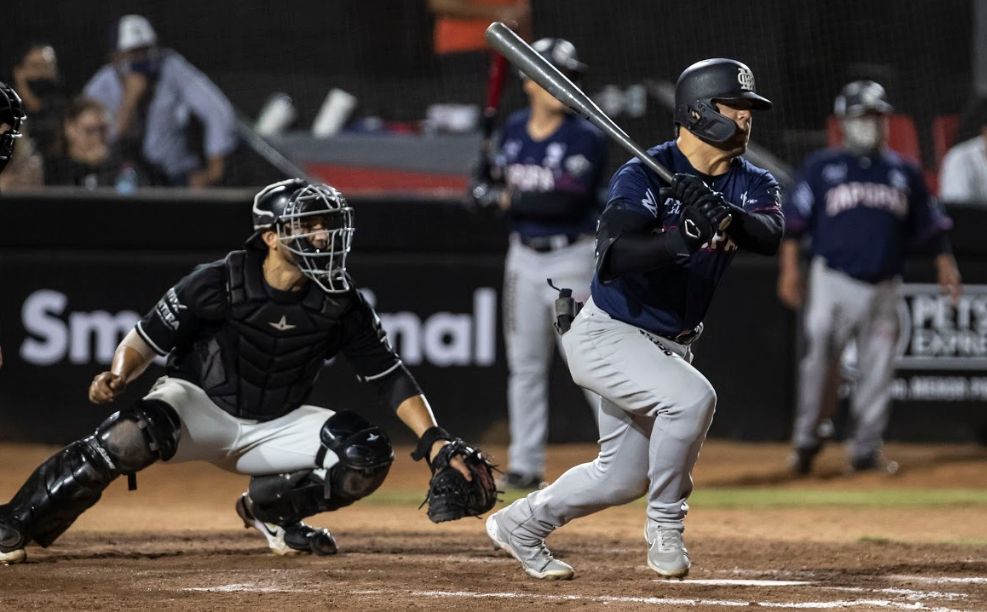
xmin=249 ymin=178 xmax=355 ymax=293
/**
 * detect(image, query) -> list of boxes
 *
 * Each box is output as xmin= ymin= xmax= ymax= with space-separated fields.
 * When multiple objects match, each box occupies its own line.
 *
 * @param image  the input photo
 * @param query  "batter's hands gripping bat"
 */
xmin=484 ymin=21 xmax=732 ymax=231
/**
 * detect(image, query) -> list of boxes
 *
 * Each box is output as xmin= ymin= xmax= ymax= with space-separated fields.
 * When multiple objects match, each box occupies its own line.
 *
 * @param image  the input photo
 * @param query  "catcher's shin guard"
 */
xmin=1 ymin=399 xmax=180 ymax=548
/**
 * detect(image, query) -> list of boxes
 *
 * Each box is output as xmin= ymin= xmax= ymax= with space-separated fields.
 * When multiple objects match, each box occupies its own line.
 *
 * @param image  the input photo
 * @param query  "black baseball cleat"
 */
xmin=235 ymin=494 xmax=337 ymax=556
xmin=787 ymin=444 xmax=822 ymax=476
xmin=496 ymin=471 xmax=546 ymax=491
xmin=0 ymin=508 xmax=27 ymax=565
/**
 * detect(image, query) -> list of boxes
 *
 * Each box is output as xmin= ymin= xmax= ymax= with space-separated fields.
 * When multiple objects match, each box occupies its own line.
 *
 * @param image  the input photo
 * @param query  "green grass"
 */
xmin=365 ymin=487 xmax=987 ymax=508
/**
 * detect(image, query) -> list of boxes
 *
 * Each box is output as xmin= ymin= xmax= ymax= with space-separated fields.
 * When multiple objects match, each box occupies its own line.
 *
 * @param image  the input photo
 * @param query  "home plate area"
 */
xmin=0 ymin=442 xmax=984 ymax=610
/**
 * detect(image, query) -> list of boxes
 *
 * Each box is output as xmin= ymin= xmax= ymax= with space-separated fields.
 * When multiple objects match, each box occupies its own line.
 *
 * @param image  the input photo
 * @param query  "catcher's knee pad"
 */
xmin=95 ymin=399 xmax=182 ymax=472
xmin=247 ymin=412 xmax=393 ymax=524
xmin=319 ymin=410 xmax=394 ymax=510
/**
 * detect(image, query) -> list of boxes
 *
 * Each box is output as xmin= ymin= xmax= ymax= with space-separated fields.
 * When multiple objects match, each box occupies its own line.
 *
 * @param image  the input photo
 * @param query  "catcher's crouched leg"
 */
xmin=0 ymin=399 xmax=180 ymax=558
xmin=240 ymin=410 xmax=393 ymax=555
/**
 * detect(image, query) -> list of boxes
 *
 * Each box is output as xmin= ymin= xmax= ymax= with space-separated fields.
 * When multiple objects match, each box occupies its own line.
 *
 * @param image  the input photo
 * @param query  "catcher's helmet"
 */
xmin=674 ymin=58 xmax=772 ymax=143
xmin=522 ymin=37 xmax=587 ymax=81
xmin=834 ymin=80 xmax=893 ymax=118
xmin=0 ymin=81 xmax=26 ymax=170
xmin=249 ymin=178 xmax=355 ymax=293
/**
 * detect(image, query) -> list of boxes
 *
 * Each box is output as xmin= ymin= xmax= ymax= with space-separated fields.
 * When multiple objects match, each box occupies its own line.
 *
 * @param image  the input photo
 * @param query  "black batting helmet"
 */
xmin=249 ymin=178 xmax=355 ymax=293
xmin=0 ymin=81 xmax=26 ymax=171
xmin=674 ymin=58 xmax=772 ymax=143
xmin=834 ymin=80 xmax=893 ymax=118
xmin=523 ymin=38 xmax=587 ymax=80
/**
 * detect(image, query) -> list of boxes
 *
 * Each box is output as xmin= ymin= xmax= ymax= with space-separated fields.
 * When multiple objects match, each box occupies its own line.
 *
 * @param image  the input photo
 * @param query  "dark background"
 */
xmin=1 ymin=0 xmax=979 ymax=174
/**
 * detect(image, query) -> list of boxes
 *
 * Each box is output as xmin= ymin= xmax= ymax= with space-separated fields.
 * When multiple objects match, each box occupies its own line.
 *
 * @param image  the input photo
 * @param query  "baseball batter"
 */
xmin=779 ymin=81 xmax=961 ymax=474
xmin=0 ymin=179 xmax=495 ymax=565
xmin=472 ymin=38 xmax=608 ymax=490
xmin=487 ymin=58 xmax=783 ymax=580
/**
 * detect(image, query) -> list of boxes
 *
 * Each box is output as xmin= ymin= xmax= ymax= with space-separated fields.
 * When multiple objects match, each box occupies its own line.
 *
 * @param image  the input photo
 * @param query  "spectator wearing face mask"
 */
xmin=83 ymin=14 xmax=237 ymax=187
xmin=44 ymin=97 xmax=118 ymax=188
xmin=11 ymin=42 xmax=65 ymax=157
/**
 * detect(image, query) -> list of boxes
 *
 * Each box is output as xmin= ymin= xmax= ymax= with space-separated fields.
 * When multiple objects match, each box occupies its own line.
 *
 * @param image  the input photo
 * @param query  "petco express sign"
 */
xmin=890 ymin=284 xmax=987 ymax=402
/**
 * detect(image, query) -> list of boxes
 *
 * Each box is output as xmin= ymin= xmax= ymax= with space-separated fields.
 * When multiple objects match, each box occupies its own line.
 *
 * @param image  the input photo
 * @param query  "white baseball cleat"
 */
xmin=644 ymin=523 xmax=690 ymax=578
xmin=486 ymin=512 xmax=574 ymax=580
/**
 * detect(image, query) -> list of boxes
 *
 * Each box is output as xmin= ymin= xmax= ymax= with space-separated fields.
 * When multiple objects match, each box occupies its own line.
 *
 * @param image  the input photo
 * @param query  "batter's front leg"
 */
xmin=645 ymin=370 xmax=717 ymax=528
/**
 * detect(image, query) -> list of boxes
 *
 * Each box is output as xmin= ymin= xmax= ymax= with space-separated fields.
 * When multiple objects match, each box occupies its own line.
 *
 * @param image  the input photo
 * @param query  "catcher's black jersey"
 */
xmin=136 ymin=249 xmax=411 ymax=420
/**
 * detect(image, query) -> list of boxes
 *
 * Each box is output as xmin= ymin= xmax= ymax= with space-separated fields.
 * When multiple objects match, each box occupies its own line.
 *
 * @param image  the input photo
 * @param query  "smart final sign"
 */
xmin=891 ymin=283 xmax=987 ymax=402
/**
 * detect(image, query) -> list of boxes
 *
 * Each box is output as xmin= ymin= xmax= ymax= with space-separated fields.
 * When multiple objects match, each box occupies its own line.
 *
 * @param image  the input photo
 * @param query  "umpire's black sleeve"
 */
xmin=723 ymin=204 xmax=785 ymax=255
xmin=596 ymin=205 xmax=692 ymax=283
xmin=339 ymin=291 xmax=422 ymax=410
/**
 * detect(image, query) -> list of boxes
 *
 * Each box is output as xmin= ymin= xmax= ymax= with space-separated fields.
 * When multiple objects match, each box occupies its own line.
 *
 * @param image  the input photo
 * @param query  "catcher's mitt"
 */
xmin=411 ymin=427 xmax=498 ymax=523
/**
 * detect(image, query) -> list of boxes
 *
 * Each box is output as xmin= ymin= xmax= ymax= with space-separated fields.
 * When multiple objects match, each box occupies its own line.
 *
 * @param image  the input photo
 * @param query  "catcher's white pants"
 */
xmin=503 ymin=236 xmax=599 ymax=478
xmin=145 ymin=376 xmax=339 ymax=475
xmin=792 ymin=258 xmax=900 ymax=459
xmin=504 ymin=297 xmax=716 ymax=535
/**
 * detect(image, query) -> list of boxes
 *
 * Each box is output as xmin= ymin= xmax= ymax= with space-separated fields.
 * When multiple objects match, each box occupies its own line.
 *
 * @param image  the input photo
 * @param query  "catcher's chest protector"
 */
xmin=196 ymin=250 xmax=348 ymax=420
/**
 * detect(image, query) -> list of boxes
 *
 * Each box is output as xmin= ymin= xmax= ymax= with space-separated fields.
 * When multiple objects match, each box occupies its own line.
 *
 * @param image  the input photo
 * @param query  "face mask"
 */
xmin=842 ymin=116 xmax=883 ymax=151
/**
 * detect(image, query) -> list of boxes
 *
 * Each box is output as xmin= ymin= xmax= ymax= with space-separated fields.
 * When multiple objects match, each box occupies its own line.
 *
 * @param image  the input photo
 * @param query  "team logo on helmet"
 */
xmin=737 ymin=66 xmax=755 ymax=91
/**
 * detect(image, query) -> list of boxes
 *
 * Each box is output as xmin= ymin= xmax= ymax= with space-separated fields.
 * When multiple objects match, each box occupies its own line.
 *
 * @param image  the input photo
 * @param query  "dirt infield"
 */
xmin=1 ymin=441 xmax=985 ymax=610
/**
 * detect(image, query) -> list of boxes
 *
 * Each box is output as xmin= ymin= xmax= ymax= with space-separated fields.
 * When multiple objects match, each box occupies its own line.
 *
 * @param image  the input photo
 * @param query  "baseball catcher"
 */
xmin=0 ymin=178 xmax=495 ymax=564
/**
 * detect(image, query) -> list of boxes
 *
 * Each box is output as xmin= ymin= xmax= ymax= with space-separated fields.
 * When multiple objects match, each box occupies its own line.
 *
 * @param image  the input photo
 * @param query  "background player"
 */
xmin=778 ymin=81 xmax=962 ymax=475
xmin=470 ymin=38 xmax=608 ymax=490
xmin=486 ymin=58 xmax=783 ymax=579
xmin=0 ymin=179 xmax=491 ymax=565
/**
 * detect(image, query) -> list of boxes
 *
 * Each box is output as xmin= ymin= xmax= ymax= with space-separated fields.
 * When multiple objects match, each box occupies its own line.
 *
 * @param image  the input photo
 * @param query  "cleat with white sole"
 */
xmin=235 ymin=493 xmax=337 ymax=556
xmin=644 ymin=523 xmax=690 ymax=578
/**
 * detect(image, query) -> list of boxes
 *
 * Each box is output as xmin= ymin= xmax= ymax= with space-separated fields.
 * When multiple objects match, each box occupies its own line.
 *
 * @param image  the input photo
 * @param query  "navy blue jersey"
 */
xmin=783 ymin=148 xmax=951 ymax=282
xmin=495 ymin=110 xmax=608 ymax=238
xmin=591 ymin=141 xmax=782 ymax=336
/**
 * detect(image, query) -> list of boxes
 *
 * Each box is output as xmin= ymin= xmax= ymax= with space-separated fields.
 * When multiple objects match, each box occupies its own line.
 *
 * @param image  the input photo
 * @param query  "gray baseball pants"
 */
xmin=500 ymin=297 xmax=716 ymax=537
xmin=145 ymin=376 xmax=340 ymax=474
xmin=503 ymin=235 xmax=598 ymax=478
xmin=792 ymin=257 xmax=900 ymax=460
